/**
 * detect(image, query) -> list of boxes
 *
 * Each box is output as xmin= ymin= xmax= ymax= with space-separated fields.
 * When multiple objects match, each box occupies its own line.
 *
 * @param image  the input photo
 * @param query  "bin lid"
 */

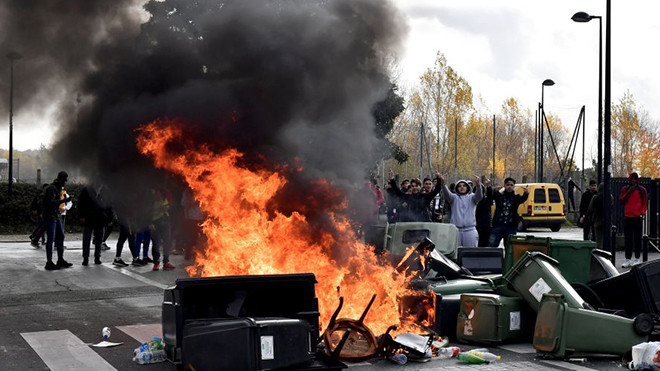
xmin=533 ymin=294 xmax=565 ymax=353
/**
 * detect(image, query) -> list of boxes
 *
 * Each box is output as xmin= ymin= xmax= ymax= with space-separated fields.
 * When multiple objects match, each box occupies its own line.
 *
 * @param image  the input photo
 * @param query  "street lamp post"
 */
xmin=572 ymin=11 xmax=603 ymax=184
xmin=539 ymin=78 xmax=555 ymax=182
xmin=6 ymin=51 xmax=22 ymax=194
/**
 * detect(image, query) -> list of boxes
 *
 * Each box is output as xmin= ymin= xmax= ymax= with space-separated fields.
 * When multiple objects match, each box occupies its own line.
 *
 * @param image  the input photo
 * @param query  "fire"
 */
xmin=136 ymin=118 xmax=419 ymax=335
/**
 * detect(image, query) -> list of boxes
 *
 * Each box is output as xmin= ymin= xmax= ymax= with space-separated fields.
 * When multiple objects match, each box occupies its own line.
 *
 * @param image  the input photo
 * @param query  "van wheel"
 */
xmin=550 ymin=225 xmax=561 ymax=232
xmin=517 ymin=221 xmax=526 ymax=232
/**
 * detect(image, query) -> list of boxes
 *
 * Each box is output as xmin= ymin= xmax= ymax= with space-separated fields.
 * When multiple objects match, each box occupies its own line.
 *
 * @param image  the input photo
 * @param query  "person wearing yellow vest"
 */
xmin=150 ymin=188 xmax=175 ymax=271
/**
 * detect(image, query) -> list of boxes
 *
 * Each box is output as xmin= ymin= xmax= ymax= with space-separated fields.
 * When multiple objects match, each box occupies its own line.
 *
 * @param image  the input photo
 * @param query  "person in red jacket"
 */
xmin=619 ymin=172 xmax=648 ymax=268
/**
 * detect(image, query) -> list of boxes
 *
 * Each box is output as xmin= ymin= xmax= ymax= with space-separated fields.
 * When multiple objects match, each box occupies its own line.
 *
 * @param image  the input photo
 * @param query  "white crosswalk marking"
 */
xmin=116 ymin=323 xmax=162 ymax=344
xmin=21 ymin=330 xmax=117 ymax=371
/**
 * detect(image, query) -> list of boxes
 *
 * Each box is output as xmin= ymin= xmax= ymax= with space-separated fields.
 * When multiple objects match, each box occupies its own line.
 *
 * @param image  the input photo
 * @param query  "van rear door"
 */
xmin=547 ymin=186 xmax=564 ymax=216
xmin=532 ymin=187 xmax=548 ymax=215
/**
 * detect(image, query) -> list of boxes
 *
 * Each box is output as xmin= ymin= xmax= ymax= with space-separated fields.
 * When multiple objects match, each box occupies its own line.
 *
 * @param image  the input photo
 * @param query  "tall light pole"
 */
xmin=6 ymin=51 xmax=22 ymax=194
xmin=603 ymin=0 xmax=613 ymax=261
xmin=539 ymin=78 xmax=555 ymax=182
xmin=572 ymin=11 xmax=603 ymax=184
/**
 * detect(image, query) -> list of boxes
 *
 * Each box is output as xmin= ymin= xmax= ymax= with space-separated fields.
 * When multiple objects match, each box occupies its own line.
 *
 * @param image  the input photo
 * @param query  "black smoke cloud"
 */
xmin=2 ymin=0 xmax=406 ymax=226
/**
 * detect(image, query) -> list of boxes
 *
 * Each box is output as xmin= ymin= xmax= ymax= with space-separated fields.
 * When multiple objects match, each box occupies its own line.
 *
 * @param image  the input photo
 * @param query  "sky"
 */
xmin=2 ymin=0 xmax=660 ymax=157
xmin=394 ymin=0 xmax=660 ymax=162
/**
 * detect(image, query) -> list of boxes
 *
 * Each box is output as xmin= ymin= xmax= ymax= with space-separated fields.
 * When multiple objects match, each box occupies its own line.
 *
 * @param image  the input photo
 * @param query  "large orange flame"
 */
xmin=136 ymin=118 xmax=418 ymax=335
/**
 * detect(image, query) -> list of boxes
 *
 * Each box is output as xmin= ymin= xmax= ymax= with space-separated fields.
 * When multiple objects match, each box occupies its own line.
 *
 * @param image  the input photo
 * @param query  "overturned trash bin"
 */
xmin=533 ymin=294 xmax=651 ymax=358
xmin=504 ymin=251 xmax=587 ymax=311
xmin=456 ymin=293 xmax=534 ymax=345
xmin=588 ymin=249 xmax=620 ymax=284
xmin=590 ymin=259 xmax=660 ymax=318
xmin=162 ymin=274 xmax=343 ymax=370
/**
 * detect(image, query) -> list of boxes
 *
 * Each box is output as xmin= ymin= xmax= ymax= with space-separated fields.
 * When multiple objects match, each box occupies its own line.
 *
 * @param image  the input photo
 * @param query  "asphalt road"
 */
xmin=0 ymin=226 xmax=655 ymax=370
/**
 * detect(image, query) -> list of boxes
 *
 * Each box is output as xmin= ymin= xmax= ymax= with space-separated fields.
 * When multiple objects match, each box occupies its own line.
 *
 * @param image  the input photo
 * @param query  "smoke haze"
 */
xmin=1 ymin=0 xmax=407 ymax=225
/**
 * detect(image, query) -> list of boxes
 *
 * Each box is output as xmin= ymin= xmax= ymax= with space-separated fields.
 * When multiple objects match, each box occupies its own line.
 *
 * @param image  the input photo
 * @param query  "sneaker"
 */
xmin=113 ymin=258 xmax=128 ymax=267
xmin=94 ymin=257 xmax=102 ymax=265
xmin=82 ymin=257 xmax=89 ymax=266
xmin=102 ymin=242 xmax=111 ymax=251
xmin=30 ymin=240 xmax=40 ymax=248
xmin=152 ymin=262 xmax=160 ymax=271
xmin=56 ymin=260 xmax=73 ymax=268
xmin=142 ymin=257 xmax=154 ymax=264
xmin=163 ymin=262 xmax=176 ymax=270
xmin=44 ymin=261 xmax=60 ymax=271
xmin=132 ymin=258 xmax=143 ymax=266
xmin=622 ymin=259 xmax=631 ymax=268
xmin=633 ymin=258 xmax=642 ymax=265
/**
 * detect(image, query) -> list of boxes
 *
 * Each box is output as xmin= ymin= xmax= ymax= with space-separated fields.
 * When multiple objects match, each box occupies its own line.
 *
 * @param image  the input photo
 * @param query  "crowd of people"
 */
xmin=382 ymin=170 xmax=529 ymax=248
xmin=31 ymin=171 xmax=205 ymax=271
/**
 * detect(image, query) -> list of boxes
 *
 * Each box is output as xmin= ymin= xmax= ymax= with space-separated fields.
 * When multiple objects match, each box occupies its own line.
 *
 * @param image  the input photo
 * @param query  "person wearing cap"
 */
xmin=488 ymin=177 xmax=529 ymax=247
xmin=619 ymin=172 xmax=648 ymax=268
xmin=42 ymin=171 xmax=74 ymax=270
xmin=579 ymin=180 xmax=598 ymax=241
xmin=440 ymin=175 xmax=483 ymax=247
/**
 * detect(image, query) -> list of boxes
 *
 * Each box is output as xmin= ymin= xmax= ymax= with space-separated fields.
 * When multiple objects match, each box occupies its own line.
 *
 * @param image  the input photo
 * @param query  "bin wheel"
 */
xmin=570 ymin=283 xmax=604 ymax=310
xmin=550 ymin=224 xmax=561 ymax=232
xmin=633 ymin=314 xmax=654 ymax=336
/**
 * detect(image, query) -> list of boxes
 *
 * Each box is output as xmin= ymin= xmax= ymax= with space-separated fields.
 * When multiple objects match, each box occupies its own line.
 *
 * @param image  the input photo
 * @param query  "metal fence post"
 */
xmin=642 ymin=234 xmax=649 ymax=262
xmin=610 ymin=225 xmax=617 ymax=265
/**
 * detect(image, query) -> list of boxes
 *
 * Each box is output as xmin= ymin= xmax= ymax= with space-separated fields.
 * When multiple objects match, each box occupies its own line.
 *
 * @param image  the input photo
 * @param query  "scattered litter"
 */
xmin=457 ymin=351 xmax=489 ymax=364
xmin=102 ymin=326 xmax=111 ymax=340
xmin=132 ymin=337 xmax=166 ymax=364
xmin=630 ymin=341 xmax=660 ymax=370
xmin=92 ymin=341 xmax=123 ymax=348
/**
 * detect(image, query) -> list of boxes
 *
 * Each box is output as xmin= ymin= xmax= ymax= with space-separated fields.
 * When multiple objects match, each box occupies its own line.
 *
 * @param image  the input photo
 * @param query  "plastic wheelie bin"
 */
xmin=504 ymin=235 xmax=595 ymax=284
xmin=428 ymin=277 xmax=497 ymax=296
xmin=590 ymin=259 xmax=660 ymax=317
xmin=504 ymin=251 xmax=587 ymax=311
xmin=456 ymin=293 xmax=534 ymax=344
xmin=533 ymin=294 xmax=651 ymax=358
xmin=588 ymin=249 xmax=620 ymax=284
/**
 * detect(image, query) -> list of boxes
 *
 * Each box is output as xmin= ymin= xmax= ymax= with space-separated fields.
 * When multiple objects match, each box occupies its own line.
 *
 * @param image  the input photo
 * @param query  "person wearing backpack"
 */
xmin=619 ymin=172 xmax=648 ymax=268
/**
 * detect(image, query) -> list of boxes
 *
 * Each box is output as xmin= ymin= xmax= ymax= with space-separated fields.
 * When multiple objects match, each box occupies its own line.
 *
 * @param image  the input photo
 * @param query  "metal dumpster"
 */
xmin=533 ymin=294 xmax=650 ymax=358
xmin=504 ymin=251 xmax=587 ymax=311
xmin=504 ymin=235 xmax=595 ymax=284
xmin=456 ymin=293 xmax=534 ymax=344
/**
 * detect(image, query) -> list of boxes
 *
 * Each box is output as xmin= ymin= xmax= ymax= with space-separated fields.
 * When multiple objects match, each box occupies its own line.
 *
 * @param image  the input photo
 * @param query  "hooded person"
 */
xmin=441 ymin=175 xmax=483 ymax=247
xmin=619 ymin=172 xmax=648 ymax=267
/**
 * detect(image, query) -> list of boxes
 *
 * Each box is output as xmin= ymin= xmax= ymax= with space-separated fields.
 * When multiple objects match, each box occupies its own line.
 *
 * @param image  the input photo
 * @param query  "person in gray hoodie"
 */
xmin=441 ymin=175 xmax=483 ymax=247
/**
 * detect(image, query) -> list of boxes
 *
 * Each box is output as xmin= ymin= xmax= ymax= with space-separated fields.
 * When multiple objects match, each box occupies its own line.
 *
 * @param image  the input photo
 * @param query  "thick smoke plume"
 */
xmin=2 ymin=0 xmax=406 ymax=228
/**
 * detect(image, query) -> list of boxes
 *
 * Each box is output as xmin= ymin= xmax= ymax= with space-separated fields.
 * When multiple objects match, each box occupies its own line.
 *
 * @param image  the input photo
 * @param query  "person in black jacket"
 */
xmin=475 ymin=179 xmax=493 ymax=247
xmin=579 ymin=180 xmax=598 ymax=241
xmin=78 ymin=184 xmax=112 ymax=265
xmin=42 ymin=171 xmax=74 ymax=270
xmin=388 ymin=169 xmax=442 ymax=222
xmin=488 ymin=177 xmax=529 ymax=247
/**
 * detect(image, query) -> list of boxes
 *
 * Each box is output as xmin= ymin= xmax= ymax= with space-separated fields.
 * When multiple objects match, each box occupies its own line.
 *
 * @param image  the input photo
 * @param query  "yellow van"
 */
xmin=514 ymin=183 xmax=566 ymax=232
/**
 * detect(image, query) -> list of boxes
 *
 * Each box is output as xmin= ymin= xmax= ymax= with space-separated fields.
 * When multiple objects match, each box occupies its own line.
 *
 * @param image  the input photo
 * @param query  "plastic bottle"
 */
xmin=457 ymin=352 xmax=489 ymax=364
xmin=435 ymin=346 xmax=461 ymax=359
xmin=468 ymin=350 xmax=501 ymax=361
xmin=388 ymin=353 xmax=407 ymax=365
xmin=102 ymin=327 xmax=111 ymax=340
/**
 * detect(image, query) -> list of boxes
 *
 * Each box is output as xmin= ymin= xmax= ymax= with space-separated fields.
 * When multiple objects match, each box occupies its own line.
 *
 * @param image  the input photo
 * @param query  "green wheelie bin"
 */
xmin=456 ymin=293 xmax=534 ymax=344
xmin=504 ymin=235 xmax=595 ymax=284
xmin=533 ymin=294 xmax=651 ymax=358
xmin=504 ymin=251 xmax=587 ymax=311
